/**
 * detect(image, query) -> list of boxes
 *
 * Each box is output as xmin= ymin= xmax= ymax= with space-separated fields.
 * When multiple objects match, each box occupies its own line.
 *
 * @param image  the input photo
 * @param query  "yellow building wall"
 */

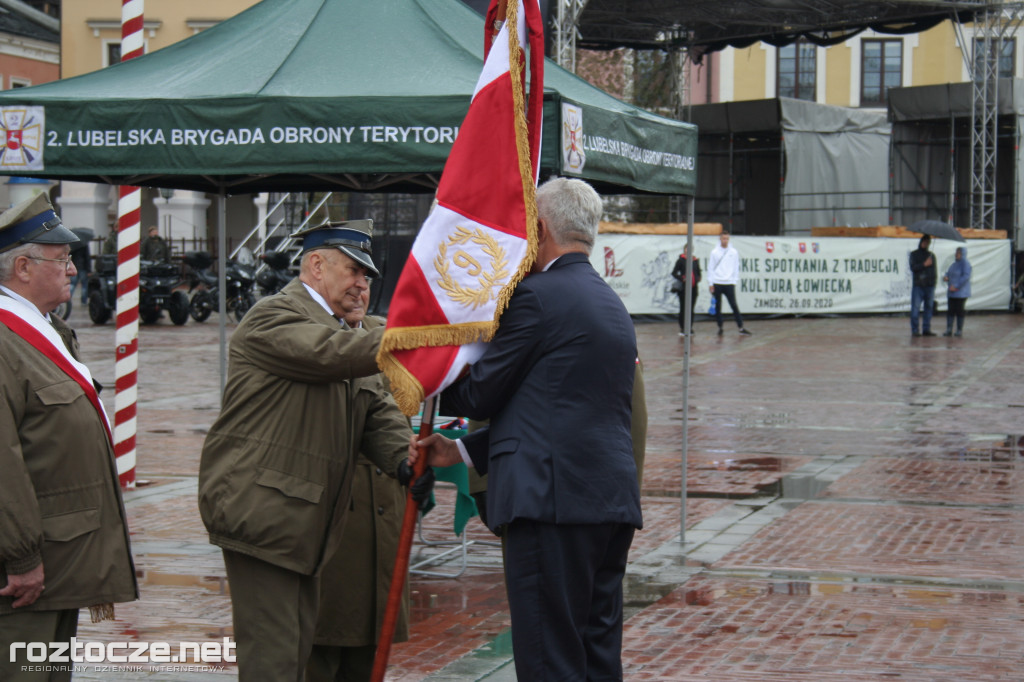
xmin=912 ymin=23 xmax=966 ymax=85
xmin=731 ymin=46 xmax=768 ymax=101
xmin=727 ymin=21 xmax=975 ymax=106
xmin=824 ymin=43 xmax=852 ymax=107
xmin=62 ymin=0 xmax=259 ymax=78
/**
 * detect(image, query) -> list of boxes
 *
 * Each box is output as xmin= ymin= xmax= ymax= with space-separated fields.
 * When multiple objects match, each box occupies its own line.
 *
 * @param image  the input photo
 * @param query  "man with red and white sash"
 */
xmin=0 ymin=194 xmax=137 ymax=682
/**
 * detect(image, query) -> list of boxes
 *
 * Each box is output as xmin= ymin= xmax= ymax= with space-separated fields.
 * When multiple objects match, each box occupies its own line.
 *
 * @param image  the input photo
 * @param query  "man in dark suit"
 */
xmin=413 ymin=177 xmax=643 ymax=681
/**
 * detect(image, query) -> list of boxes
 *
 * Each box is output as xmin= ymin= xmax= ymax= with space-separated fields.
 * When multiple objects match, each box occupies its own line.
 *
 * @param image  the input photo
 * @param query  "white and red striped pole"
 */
xmin=115 ymin=0 xmax=144 ymax=489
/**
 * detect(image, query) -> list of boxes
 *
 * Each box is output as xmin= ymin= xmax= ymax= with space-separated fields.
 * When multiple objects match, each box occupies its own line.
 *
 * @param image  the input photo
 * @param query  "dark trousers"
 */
xmin=712 ymin=283 xmax=744 ymax=329
xmin=223 ymin=549 xmax=319 ymax=682
xmin=677 ymin=287 xmax=698 ymax=332
xmin=910 ymin=285 xmax=935 ymax=333
xmin=0 ymin=609 xmax=78 ymax=682
xmin=305 ymin=643 xmax=376 ymax=682
xmin=503 ymin=520 xmax=635 ymax=681
xmin=946 ymin=297 xmax=967 ymax=332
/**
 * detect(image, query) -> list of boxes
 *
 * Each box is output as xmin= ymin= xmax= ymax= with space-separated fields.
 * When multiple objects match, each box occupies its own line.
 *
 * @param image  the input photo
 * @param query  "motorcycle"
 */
xmin=184 ymin=251 xmax=256 ymax=323
xmin=87 ymin=254 xmax=190 ymax=326
xmin=255 ymin=250 xmax=294 ymax=297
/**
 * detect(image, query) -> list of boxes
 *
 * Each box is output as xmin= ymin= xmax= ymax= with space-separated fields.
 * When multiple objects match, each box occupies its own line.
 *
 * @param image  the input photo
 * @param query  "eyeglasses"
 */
xmin=29 ymin=255 xmax=74 ymax=272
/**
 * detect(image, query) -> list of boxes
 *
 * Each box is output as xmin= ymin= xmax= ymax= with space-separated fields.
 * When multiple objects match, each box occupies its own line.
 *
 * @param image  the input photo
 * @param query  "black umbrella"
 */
xmin=907 ymin=220 xmax=966 ymax=243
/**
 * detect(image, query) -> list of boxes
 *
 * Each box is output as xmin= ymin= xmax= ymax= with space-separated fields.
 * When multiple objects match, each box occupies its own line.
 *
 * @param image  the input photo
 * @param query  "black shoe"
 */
xmin=738 ymin=328 xmax=752 ymax=336
xmin=942 ymin=330 xmax=953 ymax=337
xmin=912 ymin=331 xmax=921 ymax=337
xmin=922 ymin=331 xmax=936 ymax=337
xmin=717 ymin=327 xmax=724 ymax=336
xmin=954 ymin=331 xmax=962 ymax=337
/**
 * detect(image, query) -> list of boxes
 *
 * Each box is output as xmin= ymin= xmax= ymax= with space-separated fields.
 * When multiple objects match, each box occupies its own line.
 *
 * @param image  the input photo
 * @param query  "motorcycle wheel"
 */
xmin=52 ymin=300 xmax=72 ymax=320
xmin=168 ymin=291 xmax=190 ymax=326
xmin=233 ymin=292 xmax=255 ymax=322
xmin=190 ymin=291 xmax=213 ymax=322
xmin=88 ymin=290 xmax=111 ymax=324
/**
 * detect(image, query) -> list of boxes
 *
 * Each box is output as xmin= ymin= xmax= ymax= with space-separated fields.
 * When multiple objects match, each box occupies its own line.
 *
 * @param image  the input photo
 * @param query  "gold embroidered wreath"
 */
xmin=435 ymin=226 xmax=509 ymax=309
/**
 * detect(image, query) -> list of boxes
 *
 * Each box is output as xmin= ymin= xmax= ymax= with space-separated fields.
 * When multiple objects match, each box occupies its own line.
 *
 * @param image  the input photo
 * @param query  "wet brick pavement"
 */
xmin=48 ymin=306 xmax=1024 ymax=680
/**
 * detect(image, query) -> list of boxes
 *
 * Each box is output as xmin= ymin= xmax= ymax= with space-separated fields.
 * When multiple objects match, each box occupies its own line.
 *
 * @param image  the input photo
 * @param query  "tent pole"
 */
xmin=218 ymin=193 xmax=227 ymax=397
xmin=680 ymin=195 xmax=694 ymax=545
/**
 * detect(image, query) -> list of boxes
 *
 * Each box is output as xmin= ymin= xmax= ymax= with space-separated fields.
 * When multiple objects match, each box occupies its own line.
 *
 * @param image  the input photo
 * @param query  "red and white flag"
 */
xmin=378 ymin=0 xmax=544 ymax=416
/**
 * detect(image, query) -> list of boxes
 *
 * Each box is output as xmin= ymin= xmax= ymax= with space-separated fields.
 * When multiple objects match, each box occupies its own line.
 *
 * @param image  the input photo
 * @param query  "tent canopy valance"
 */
xmin=0 ymin=0 xmax=696 ymax=197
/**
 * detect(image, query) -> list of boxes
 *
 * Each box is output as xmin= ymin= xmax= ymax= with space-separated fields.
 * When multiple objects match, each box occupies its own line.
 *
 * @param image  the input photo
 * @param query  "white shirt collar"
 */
xmin=0 ymin=285 xmax=50 ymax=321
xmin=540 ymin=255 xmax=561 ymax=272
xmin=301 ymin=281 xmax=348 ymax=327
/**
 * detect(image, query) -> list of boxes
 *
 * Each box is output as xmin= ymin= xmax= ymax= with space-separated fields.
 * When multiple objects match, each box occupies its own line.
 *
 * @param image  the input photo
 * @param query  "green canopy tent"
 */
xmin=0 ymin=0 xmax=697 ymax=393
xmin=0 ymin=0 xmax=695 ymax=197
xmin=0 ymin=0 xmax=699 ymax=543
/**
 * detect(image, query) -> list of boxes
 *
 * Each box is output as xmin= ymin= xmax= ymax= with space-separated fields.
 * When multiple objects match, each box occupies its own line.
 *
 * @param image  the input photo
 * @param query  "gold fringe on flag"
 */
xmin=89 ymin=603 xmax=115 ymax=623
xmin=376 ymin=351 xmax=426 ymax=416
xmin=495 ymin=0 xmax=539 ymax=324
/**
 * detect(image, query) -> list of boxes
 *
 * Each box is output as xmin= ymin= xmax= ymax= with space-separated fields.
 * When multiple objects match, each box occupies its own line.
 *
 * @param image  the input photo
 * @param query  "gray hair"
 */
xmin=0 ymin=243 xmax=42 ymax=283
xmin=536 ymin=177 xmax=602 ymax=255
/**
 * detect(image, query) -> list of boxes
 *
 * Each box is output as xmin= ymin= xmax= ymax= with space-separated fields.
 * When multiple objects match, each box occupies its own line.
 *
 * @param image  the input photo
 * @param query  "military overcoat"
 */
xmin=314 ymin=315 xmax=411 ymax=646
xmin=0 ymin=307 xmax=137 ymax=615
xmin=198 ymin=279 xmax=409 ymax=576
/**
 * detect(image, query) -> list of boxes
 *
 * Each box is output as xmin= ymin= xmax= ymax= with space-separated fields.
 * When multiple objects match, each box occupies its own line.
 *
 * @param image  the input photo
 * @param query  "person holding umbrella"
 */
xmin=908 ymin=235 xmax=938 ymax=336
xmin=943 ymin=246 xmax=972 ymax=337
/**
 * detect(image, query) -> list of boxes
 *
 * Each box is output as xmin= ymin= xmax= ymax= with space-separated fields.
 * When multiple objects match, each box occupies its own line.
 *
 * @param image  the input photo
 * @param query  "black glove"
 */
xmin=397 ymin=460 xmax=435 ymax=509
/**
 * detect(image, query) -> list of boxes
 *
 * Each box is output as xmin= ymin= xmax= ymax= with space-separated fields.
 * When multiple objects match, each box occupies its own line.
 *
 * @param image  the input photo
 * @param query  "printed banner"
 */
xmin=592 ymin=235 xmax=1012 ymax=315
xmin=556 ymin=97 xmax=697 ymax=196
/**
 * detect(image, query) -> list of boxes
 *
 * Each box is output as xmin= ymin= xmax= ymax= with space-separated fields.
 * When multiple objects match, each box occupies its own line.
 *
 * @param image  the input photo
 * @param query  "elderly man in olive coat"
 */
xmin=0 ymin=194 xmax=137 ymax=682
xmin=199 ymin=220 xmax=429 ymax=682
xmin=308 ymin=286 xmax=412 ymax=682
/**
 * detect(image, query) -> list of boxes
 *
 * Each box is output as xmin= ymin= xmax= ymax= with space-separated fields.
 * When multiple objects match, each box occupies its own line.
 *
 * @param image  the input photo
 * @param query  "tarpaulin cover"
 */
xmin=688 ymin=97 xmax=889 ymax=233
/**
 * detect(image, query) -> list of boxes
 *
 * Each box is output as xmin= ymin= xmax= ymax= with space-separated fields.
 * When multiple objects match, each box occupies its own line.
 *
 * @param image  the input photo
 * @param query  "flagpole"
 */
xmin=371 ymin=396 xmax=437 ymax=682
xmin=114 ymin=0 xmax=145 ymax=489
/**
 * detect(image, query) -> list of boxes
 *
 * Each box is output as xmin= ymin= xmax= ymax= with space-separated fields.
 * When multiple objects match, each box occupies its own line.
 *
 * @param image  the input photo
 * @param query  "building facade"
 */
xmin=0 ymin=1 xmax=59 ymax=207
xmin=714 ymin=21 xmax=1023 ymax=109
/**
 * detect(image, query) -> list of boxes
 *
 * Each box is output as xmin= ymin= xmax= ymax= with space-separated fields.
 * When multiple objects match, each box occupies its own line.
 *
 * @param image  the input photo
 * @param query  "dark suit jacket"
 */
xmin=443 ymin=252 xmax=643 ymax=532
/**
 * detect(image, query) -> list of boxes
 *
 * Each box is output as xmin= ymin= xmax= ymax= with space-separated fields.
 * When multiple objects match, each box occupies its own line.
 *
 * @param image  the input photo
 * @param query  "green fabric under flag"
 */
xmin=422 ymin=427 xmax=477 ymax=537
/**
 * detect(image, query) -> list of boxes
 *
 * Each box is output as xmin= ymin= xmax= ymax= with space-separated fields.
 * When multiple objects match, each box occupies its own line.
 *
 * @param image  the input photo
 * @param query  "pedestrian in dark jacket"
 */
xmin=943 ymin=246 xmax=972 ymax=337
xmin=909 ymin=235 xmax=937 ymax=336
xmin=140 ymin=225 xmax=170 ymax=263
xmin=671 ymin=245 xmax=701 ymax=335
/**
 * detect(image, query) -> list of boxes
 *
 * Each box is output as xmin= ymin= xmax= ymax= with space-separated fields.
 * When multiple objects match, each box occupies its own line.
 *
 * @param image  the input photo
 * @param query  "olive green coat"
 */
xmin=198 ymin=279 xmax=410 ymax=576
xmin=0 ymin=307 xmax=137 ymax=615
xmin=314 ymin=315 xmax=411 ymax=646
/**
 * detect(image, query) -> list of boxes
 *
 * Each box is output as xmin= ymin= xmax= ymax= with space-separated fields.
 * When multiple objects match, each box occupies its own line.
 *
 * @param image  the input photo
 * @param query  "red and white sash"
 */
xmin=0 ymin=295 xmax=113 ymax=445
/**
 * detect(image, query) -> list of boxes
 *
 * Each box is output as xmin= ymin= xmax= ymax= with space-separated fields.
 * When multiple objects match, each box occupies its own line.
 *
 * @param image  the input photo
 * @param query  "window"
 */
xmin=9 ymin=78 xmax=30 ymax=89
xmin=973 ymin=37 xmax=1015 ymax=79
xmin=861 ymin=39 xmax=902 ymax=106
xmin=778 ymin=41 xmax=816 ymax=100
xmin=107 ymin=42 xmax=121 ymax=66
